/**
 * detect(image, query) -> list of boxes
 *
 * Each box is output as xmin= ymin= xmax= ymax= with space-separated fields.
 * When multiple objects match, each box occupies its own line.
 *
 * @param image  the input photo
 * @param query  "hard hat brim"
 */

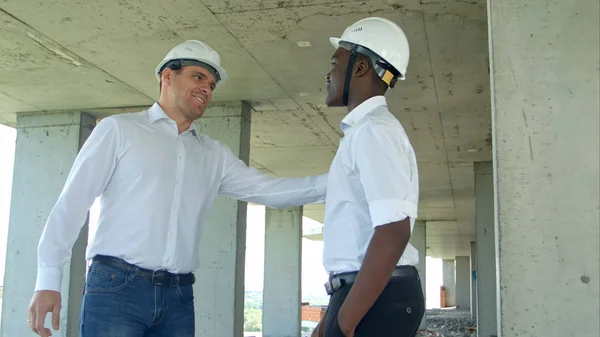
xmin=329 ymin=37 xmax=342 ymax=50
xmin=155 ymin=58 xmax=228 ymax=85
xmin=330 ymin=37 xmax=359 ymax=52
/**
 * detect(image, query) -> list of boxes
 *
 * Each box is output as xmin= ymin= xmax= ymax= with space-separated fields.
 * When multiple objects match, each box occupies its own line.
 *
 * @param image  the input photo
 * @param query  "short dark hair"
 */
xmin=158 ymin=63 xmax=184 ymax=94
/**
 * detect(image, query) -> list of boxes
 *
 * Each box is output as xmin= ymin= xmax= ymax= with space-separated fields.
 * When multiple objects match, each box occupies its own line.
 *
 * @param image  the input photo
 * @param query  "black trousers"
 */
xmin=323 ymin=269 xmax=425 ymax=337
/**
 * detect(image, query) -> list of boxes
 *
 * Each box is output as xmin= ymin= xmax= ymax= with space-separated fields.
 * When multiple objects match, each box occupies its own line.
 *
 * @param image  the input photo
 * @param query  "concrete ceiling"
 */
xmin=0 ymin=0 xmax=491 ymax=259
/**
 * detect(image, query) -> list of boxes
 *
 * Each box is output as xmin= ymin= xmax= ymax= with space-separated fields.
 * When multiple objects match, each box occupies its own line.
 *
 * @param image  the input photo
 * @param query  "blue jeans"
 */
xmin=79 ymin=260 xmax=195 ymax=337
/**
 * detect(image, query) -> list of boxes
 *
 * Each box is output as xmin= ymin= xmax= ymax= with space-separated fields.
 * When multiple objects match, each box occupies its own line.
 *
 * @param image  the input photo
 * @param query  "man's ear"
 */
xmin=161 ymin=68 xmax=173 ymax=87
xmin=353 ymin=59 xmax=371 ymax=78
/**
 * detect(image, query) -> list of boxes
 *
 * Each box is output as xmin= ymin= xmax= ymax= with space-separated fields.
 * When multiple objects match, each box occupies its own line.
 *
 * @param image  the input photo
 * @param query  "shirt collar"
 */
xmin=340 ymin=96 xmax=387 ymax=133
xmin=147 ymin=102 xmax=199 ymax=138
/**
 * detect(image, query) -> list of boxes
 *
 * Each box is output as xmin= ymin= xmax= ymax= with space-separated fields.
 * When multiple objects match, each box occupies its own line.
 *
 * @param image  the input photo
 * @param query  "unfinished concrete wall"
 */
xmin=263 ymin=206 xmax=302 ymax=337
xmin=194 ymin=102 xmax=251 ymax=337
xmin=1 ymin=112 xmax=94 ymax=337
xmin=475 ymin=162 xmax=497 ymax=337
xmin=455 ymin=256 xmax=471 ymax=310
xmin=442 ymin=259 xmax=456 ymax=307
xmin=489 ymin=0 xmax=600 ymax=335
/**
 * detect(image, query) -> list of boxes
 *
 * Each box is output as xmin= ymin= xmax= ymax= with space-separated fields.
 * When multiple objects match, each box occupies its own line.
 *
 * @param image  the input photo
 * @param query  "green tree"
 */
xmin=244 ymin=308 xmax=262 ymax=332
xmin=244 ymin=291 xmax=263 ymax=309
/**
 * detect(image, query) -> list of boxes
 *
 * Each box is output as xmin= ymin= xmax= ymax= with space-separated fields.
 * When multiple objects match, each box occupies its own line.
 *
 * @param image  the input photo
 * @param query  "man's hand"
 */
xmin=28 ymin=290 xmax=61 ymax=337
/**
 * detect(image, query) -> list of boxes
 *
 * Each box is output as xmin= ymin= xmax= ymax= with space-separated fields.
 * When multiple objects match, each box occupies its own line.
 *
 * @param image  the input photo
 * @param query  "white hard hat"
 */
xmin=330 ymin=17 xmax=410 ymax=82
xmin=155 ymin=40 xmax=228 ymax=84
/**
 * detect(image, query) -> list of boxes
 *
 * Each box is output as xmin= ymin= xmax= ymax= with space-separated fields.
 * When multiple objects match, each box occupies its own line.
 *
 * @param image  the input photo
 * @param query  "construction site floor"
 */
xmin=417 ymin=308 xmax=476 ymax=337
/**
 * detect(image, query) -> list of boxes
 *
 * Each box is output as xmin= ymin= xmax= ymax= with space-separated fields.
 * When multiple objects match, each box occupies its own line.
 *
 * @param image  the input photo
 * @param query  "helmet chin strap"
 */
xmin=342 ymin=45 xmax=359 ymax=107
xmin=341 ymin=43 xmax=402 ymax=106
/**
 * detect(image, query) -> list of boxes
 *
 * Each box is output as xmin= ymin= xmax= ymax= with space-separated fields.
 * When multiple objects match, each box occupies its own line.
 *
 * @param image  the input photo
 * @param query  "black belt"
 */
xmin=92 ymin=255 xmax=195 ymax=287
xmin=324 ymin=265 xmax=418 ymax=295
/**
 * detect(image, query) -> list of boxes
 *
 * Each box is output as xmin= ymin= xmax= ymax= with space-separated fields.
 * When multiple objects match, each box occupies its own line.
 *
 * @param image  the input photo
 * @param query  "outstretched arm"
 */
xmin=217 ymin=146 xmax=327 ymax=208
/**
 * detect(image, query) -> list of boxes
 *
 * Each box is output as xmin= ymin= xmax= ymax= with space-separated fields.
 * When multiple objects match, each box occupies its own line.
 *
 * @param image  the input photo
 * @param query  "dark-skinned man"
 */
xmin=313 ymin=17 xmax=425 ymax=337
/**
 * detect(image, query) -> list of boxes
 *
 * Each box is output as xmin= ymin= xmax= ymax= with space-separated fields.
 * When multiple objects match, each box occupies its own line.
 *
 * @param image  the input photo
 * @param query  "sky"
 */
xmin=0 ymin=124 xmax=442 ymax=307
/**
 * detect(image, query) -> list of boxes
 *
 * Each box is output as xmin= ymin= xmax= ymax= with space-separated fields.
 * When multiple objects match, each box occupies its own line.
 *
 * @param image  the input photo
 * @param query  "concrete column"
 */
xmin=194 ymin=102 xmax=251 ymax=337
xmin=409 ymin=220 xmax=426 ymax=329
xmin=442 ymin=259 xmax=455 ymax=307
xmin=455 ymin=256 xmax=471 ymax=311
xmin=474 ymin=162 xmax=497 ymax=336
xmin=1 ymin=112 xmax=95 ymax=337
xmin=489 ymin=1 xmax=599 ymax=335
xmin=470 ymin=242 xmax=477 ymax=320
xmin=263 ymin=207 xmax=302 ymax=337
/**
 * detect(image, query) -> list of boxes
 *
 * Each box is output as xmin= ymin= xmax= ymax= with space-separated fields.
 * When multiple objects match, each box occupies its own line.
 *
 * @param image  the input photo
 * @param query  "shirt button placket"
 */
xmin=165 ymin=137 xmax=185 ymax=267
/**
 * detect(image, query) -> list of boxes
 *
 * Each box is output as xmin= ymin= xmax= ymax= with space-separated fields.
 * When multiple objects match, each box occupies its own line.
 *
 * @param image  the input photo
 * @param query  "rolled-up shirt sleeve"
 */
xmin=36 ymin=117 xmax=120 ymax=292
xmin=217 ymin=144 xmax=327 ymax=208
xmin=353 ymin=122 xmax=418 ymax=228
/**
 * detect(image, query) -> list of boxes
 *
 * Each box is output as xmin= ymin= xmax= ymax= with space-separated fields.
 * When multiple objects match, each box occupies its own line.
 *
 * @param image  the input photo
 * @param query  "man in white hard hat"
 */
xmin=26 ymin=40 xmax=328 ymax=337
xmin=313 ymin=18 xmax=424 ymax=337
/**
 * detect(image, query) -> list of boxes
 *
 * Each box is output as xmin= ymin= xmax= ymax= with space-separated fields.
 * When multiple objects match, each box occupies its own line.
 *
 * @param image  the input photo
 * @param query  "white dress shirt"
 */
xmin=36 ymin=103 xmax=327 ymax=292
xmin=322 ymin=96 xmax=420 ymax=275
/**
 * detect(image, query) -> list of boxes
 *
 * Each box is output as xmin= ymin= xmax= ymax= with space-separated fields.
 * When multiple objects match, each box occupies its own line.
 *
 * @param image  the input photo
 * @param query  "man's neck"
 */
xmin=158 ymin=100 xmax=192 ymax=134
xmin=347 ymin=93 xmax=381 ymax=114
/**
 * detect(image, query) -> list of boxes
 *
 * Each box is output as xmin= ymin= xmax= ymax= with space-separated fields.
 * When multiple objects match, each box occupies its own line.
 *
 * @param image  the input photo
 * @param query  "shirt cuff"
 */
xmin=368 ymin=198 xmax=418 ymax=228
xmin=35 ymin=267 xmax=64 ymax=292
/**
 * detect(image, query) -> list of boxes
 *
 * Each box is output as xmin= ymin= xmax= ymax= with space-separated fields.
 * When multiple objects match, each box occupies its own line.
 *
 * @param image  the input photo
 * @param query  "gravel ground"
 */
xmin=417 ymin=308 xmax=477 ymax=337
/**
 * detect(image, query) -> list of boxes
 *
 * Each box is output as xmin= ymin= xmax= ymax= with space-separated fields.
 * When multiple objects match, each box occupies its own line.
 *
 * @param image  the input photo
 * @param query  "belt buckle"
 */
xmin=324 ymin=281 xmax=333 ymax=295
xmin=324 ymin=277 xmax=343 ymax=295
xmin=152 ymin=270 xmax=168 ymax=286
xmin=332 ymin=277 xmax=342 ymax=291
